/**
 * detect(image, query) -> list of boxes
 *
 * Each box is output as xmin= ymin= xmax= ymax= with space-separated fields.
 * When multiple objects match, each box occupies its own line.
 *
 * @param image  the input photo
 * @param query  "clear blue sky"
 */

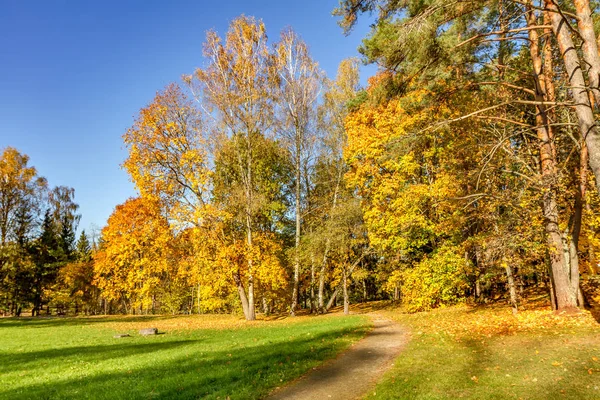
xmin=0 ymin=0 xmax=376 ymax=233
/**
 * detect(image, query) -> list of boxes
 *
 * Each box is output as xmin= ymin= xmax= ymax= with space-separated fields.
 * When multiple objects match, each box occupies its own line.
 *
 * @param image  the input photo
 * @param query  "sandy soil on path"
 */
xmin=267 ymin=314 xmax=408 ymax=400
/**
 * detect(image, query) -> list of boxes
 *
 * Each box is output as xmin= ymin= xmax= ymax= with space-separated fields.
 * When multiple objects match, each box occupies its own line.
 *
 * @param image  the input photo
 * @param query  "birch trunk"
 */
xmin=504 ymin=261 xmax=518 ymax=315
xmin=290 ymin=150 xmax=301 ymax=315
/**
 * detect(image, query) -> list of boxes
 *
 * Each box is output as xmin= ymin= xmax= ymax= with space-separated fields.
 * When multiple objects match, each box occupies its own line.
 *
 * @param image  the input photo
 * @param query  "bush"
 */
xmin=401 ymin=245 xmax=470 ymax=312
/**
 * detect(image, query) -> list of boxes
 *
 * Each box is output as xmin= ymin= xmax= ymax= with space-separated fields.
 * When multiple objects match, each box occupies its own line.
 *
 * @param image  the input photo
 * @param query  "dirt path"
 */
xmin=267 ymin=314 xmax=408 ymax=400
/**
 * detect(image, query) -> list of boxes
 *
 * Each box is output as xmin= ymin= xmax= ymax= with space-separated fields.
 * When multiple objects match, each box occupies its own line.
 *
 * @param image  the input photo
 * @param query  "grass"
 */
xmin=356 ymin=295 xmax=600 ymax=399
xmin=0 ymin=313 xmax=370 ymax=400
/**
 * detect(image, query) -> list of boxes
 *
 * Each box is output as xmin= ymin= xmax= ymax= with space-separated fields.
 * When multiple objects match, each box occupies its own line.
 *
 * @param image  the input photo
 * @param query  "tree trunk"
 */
xmin=343 ymin=268 xmax=349 ymax=315
xmin=504 ymin=260 xmax=518 ymax=315
xmin=290 ymin=151 xmax=301 ymax=316
xmin=475 ymin=279 xmax=482 ymax=302
xmin=245 ymin=208 xmax=255 ymax=321
xmin=566 ymin=141 xmax=587 ymax=304
xmin=548 ymin=272 xmax=557 ymax=311
xmin=244 ymin=127 xmax=256 ymax=321
xmin=578 ymin=285 xmax=586 ymax=307
xmin=528 ymin=5 xmax=580 ymax=311
xmin=233 ymin=272 xmax=251 ymax=320
xmin=317 ymin=242 xmax=329 ymax=313
xmin=310 ymin=256 xmax=316 ymax=313
xmin=324 ymin=251 xmax=369 ymax=312
xmin=317 ymin=169 xmax=343 ymax=313
xmin=197 ymin=284 xmax=201 ymax=314
xmin=362 ymin=279 xmax=367 ymax=302
xmin=586 ymin=199 xmax=597 ymax=274
xmin=326 ymin=286 xmax=338 ymax=312
xmin=545 ymin=0 xmax=600 ymax=196
xmin=262 ymin=294 xmax=270 ymax=315
xmin=573 ymin=0 xmax=600 ymax=108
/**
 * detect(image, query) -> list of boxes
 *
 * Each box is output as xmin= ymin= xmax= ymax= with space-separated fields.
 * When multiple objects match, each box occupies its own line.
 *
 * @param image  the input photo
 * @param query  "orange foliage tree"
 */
xmin=94 ymin=197 xmax=183 ymax=314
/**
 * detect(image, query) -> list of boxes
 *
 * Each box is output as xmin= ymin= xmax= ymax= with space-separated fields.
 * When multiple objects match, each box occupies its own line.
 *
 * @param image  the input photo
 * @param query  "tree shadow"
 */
xmin=0 ymin=340 xmax=196 ymax=373
xmin=396 ymin=332 xmax=599 ymax=400
xmin=0 ymin=322 xmax=368 ymax=400
xmin=0 ymin=315 xmax=176 ymax=329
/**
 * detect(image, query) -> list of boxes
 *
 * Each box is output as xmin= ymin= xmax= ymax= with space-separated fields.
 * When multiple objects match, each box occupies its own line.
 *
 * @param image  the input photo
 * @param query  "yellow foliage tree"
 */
xmin=94 ymin=197 xmax=180 ymax=314
xmin=122 ymin=83 xmax=211 ymax=226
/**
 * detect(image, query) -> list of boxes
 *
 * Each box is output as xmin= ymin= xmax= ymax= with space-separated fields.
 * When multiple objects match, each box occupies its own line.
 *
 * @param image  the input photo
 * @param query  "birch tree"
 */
xmin=188 ymin=16 xmax=274 ymax=320
xmin=272 ymin=28 xmax=323 ymax=315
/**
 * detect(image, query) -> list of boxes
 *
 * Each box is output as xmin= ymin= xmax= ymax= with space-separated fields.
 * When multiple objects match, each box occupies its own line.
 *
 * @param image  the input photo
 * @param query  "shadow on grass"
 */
xmin=0 ymin=340 xmax=196 ymax=373
xmin=386 ymin=332 xmax=599 ymax=400
xmin=0 ymin=315 xmax=178 ymax=329
xmin=0 ymin=323 xmax=367 ymax=400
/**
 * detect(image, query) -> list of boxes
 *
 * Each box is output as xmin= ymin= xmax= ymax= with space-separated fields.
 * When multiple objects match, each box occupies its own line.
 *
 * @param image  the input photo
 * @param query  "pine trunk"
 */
xmin=545 ymin=0 xmax=600 ymax=196
xmin=527 ymin=5 xmax=579 ymax=311
xmin=574 ymin=0 xmax=600 ymax=107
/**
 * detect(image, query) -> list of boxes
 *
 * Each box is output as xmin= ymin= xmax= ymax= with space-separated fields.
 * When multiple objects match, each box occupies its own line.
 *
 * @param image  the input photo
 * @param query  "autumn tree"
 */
xmin=0 ymin=147 xmax=47 ymax=315
xmin=334 ymin=0 xmax=593 ymax=311
xmin=272 ymin=28 xmax=323 ymax=315
xmin=211 ymin=130 xmax=291 ymax=314
xmin=0 ymin=147 xmax=46 ymax=246
xmin=94 ymin=197 xmax=179 ymax=314
xmin=52 ymin=231 xmax=99 ymax=315
xmin=307 ymin=58 xmax=360 ymax=312
xmin=123 ymin=83 xmax=211 ymax=226
xmin=187 ymin=16 xmax=275 ymax=320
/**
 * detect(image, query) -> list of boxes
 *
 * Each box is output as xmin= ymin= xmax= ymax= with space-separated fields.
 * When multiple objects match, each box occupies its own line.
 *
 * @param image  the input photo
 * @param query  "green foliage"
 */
xmin=212 ymin=131 xmax=292 ymax=232
xmin=76 ymin=230 xmax=92 ymax=262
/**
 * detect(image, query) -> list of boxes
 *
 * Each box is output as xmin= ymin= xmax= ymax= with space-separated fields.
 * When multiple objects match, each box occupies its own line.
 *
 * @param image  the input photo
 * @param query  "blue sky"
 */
xmin=0 ymin=0 xmax=376 ymax=233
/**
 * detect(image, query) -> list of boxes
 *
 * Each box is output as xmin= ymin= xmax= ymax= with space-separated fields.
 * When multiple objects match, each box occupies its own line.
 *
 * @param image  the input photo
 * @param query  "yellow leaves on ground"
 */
xmin=99 ymin=311 xmax=347 ymax=333
xmin=377 ymin=296 xmax=598 ymax=341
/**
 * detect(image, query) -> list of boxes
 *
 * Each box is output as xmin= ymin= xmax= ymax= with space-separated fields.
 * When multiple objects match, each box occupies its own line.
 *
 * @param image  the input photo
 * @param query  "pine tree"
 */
xmin=59 ymin=213 xmax=76 ymax=261
xmin=76 ymin=230 xmax=92 ymax=262
xmin=31 ymin=210 xmax=61 ymax=315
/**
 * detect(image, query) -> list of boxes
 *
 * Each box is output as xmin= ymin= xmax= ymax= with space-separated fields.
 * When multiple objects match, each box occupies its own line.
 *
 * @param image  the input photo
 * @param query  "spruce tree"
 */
xmin=76 ymin=230 xmax=92 ymax=262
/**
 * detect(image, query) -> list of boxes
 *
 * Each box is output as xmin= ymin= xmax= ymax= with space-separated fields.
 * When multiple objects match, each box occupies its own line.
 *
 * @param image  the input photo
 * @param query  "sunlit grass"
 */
xmin=0 ymin=313 xmax=370 ymax=400
xmin=358 ymin=297 xmax=600 ymax=399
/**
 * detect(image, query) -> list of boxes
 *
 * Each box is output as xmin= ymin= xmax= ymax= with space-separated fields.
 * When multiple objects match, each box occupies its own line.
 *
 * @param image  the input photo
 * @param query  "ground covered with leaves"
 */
xmin=360 ymin=296 xmax=600 ymax=399
xmin=0 ymin=313 xmax=370 ymax=399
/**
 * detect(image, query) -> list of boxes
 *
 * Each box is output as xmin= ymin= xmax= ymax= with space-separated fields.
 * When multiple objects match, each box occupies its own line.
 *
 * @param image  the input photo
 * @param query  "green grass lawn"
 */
xmin=0 ymin=313 xmax=370 ymax=400
xmin=359 ymin=298 xmax=600 ymax=399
